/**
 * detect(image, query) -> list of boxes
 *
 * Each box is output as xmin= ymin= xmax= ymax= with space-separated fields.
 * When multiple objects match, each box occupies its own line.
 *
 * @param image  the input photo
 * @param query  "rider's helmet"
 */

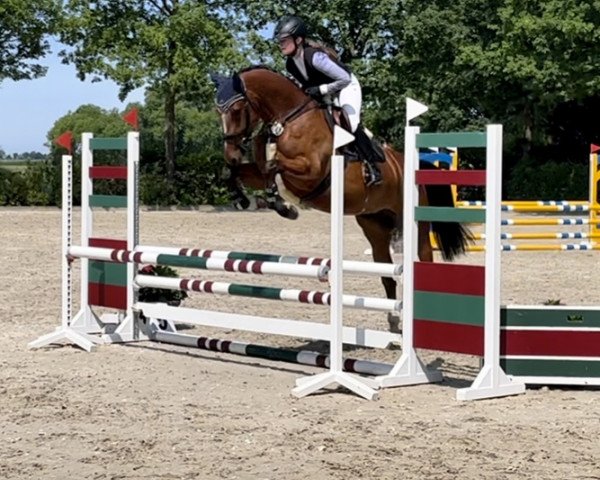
xmin=273 ymin=16 xmax=307 ymax=41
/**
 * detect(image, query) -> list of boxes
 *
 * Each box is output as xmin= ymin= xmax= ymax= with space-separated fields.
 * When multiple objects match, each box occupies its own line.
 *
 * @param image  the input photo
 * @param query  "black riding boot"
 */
xmin=353 ymin=126 xmax=382 ymax=186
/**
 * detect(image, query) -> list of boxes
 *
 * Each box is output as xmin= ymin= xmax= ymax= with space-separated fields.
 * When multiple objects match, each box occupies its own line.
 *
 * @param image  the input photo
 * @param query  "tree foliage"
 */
xmin=58 ymin=0 xmax=245 ymax=178
xmin=5 ymin=0 xmax=600 ymax=205
xmin=0 ymin=0 xmax=60 ymax=82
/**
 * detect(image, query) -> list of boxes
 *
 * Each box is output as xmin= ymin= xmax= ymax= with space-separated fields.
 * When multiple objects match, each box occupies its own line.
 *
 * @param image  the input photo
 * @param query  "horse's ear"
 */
xmin=232 ymin=74 xmax=245 ymax=95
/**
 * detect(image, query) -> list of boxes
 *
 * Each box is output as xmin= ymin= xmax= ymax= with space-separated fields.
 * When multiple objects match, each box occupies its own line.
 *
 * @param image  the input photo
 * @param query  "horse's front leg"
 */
xmin=264 ymin=165 xmax=299 ymax=220
xmin=223 ymin=164 xmax=251 ymax=210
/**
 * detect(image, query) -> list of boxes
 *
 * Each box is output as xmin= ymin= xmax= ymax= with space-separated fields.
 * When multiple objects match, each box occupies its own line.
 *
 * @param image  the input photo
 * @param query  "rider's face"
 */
xmin=278 ymin=36 xmax=298 ymax=56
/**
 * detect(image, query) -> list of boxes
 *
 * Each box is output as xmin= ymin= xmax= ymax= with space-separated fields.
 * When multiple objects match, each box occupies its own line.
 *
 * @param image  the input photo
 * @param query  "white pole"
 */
xmin=80 ymin=133 xmax=94 ymax=330
xmin=484 ymin=124 xmax=503 ymax=376
xmin=29 ymin=152 xmax=100 ymax=351
xmin=292 ymin=126 xmax=378 ymax=400
xmin=103 ymin=131 xmax=144 ymax=343
xmin=328 ymin=152 xmax=344 ymax=373
xmin=127 ymin=132 xmax=139 ymax=335
xmin=376 ymin=125 xmax=442 ymax=388
xmin=62 ymin=155 xmax=73 ymax=329
xmin=456 ymin=125 xmax=525 ymax=400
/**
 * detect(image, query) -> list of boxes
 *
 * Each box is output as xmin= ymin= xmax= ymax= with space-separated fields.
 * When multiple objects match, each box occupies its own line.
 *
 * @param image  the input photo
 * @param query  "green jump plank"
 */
xmin=88 ymin=261 xmax=127 ymax=287
xmin=501 ymin=359 xmax=600 ymax=379
xmin=416 ymin=132 xmax=486 ymax=149
xmin=89 ymin=137 xmax=128 ymax=150
xmin=414 ymin=291 xmax=484 ymax=326
xmin=89 ymin=194 xmax=128 ymax=208
xmin=415 ymin=206 xmax=485 ymax=223
xmin=501 ymin=307 xmax=600 ymax=328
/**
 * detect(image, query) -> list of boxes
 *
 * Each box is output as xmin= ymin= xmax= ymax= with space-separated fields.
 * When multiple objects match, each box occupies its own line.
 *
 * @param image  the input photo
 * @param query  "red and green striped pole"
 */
xmin=150 ymin=329 xmax=394 ymax=376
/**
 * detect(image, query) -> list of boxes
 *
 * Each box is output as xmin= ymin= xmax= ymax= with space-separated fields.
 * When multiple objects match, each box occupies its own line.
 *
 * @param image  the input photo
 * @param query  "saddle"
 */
xmin=324 ymin=105 xmax=385 ymax=163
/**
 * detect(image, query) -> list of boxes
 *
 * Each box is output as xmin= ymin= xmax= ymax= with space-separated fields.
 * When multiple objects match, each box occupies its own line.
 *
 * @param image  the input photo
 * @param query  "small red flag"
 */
xmin=55 ymin=131 xmax=73 ymax=154
xmin=591 ymin=144 xmax=600 ymax=154
xmin=123 ymin=108 xmax=139 ymax=130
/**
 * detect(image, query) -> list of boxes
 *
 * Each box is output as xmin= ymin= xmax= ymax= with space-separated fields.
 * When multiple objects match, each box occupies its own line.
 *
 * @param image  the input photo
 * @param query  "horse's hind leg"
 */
xmin=355 ymin=212 xmax=401 ymax=333
xmin=417 ymin=220 xmax=434 ymax=262
xmin=417 ymin=186 xmax=434 ymax=262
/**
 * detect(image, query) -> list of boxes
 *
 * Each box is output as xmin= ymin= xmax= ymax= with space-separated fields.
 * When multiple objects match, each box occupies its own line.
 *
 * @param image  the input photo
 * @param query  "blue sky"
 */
xmin=0 ymin=40 xmax=144 ymax=154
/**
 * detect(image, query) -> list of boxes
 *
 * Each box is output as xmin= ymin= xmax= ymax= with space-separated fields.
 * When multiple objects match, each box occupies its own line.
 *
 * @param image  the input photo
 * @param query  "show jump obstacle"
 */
xmin=379 ymin=123 xmax=600 ymax=399
xmin=30 ymin=127 xmax=415 ymax=400
xmin=30 ymin=117 xmax=600 ymax=399
xmin=453 ymin=145 xmax=600 ymax=251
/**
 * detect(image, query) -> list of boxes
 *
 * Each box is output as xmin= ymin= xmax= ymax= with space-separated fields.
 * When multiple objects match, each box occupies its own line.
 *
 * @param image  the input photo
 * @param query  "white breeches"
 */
xmin=338 ymin=74 xmax=362 ymax=132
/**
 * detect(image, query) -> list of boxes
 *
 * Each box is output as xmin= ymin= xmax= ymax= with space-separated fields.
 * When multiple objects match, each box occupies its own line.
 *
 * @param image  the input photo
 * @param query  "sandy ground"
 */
xmin=0 ymin=207 xmax=599 ymax=480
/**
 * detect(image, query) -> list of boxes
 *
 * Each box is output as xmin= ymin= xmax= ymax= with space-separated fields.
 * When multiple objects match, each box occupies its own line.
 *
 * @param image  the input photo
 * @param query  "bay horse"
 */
xmin=212 ymin=67 xmax=472 ymax=325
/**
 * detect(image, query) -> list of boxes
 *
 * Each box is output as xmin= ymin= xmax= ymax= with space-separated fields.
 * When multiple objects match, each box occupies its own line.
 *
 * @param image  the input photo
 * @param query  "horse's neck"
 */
xmin=245 ymin=73 xmax=305 ymax=120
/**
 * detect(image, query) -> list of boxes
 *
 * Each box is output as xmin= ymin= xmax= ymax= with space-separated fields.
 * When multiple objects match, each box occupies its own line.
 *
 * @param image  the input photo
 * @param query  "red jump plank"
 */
xmin=414 ymin=262 xmax=485 ymax=296
xmin=89 ymin=238 xmax=127 ymax=249
xmin=414 ymin=319 xmax=484 ymax=356
xmin=89 ymin=166 xmax=128 ymax=179
xmin=502 ymin=330 xmax=600 ymax=357
xmin=88 ymin=282 xmax=127 ymax=310
xmin=416 ymin=170 xmax=486 ymax=186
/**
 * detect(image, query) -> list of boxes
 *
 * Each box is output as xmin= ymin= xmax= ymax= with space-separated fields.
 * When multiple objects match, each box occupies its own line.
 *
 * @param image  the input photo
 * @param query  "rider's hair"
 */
xmin=304 ymin=38 xmax=340 ymax=61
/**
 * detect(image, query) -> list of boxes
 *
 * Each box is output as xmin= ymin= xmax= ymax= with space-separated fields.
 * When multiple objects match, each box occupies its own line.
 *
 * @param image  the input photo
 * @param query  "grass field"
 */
xmin=0 ymin=160 xmax=34 ymax=173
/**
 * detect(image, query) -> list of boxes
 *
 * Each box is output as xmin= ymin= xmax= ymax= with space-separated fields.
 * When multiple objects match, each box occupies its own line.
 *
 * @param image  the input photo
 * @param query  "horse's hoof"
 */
xmin=234 ymin=197 xmax=251 ymax=210
xmin=275 ymin=203 xmax=299 ymax=220
xmin=286 ymin=206 xmax=299 ymax=220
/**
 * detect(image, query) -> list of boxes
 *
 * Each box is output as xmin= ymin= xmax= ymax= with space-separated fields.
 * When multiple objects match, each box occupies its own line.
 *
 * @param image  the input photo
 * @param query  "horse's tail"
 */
xmin=420 ymin=161 xmax=474 ymax=260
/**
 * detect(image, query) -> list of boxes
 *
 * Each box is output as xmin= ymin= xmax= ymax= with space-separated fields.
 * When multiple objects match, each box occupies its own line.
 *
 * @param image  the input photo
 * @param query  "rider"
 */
xmin=273 ymin=15 xmax=383 ymax=186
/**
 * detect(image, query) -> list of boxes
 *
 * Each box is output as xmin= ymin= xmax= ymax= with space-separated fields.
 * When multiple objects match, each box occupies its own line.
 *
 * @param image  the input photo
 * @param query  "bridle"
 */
xmin=217 ymin=96 xmax=266 ymax=163
xmin=216 ymin=70 xmax=321 ymax=161
xmin=219 ymin=101 xmax=253 ymax=144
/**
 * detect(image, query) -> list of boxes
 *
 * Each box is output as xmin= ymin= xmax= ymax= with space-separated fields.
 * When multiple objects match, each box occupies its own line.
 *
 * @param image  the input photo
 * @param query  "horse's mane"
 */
xmin=238 ymin=64 xmax=278 ymax=74
xmin=238 ymin=65 xmax=301 ymax=91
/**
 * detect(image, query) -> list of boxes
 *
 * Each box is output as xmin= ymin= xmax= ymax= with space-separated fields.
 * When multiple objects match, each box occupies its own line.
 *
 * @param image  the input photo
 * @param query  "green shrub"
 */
xmin=0 ymin=168 xmax=28 ymax=205
xmin=505 ymin=161 xmax=588 ymax=200
xmin=22 ymin=160 xmax=60 ymax=206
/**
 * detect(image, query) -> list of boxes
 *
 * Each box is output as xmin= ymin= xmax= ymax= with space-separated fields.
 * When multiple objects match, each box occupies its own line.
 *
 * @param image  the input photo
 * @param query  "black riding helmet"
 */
xmin=274 ymin=15 xmax=307 ymax=41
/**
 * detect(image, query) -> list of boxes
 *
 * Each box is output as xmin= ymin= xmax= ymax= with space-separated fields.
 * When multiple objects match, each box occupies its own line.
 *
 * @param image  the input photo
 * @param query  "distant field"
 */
xmin=0 ymin=161 xmax=33 ymax=173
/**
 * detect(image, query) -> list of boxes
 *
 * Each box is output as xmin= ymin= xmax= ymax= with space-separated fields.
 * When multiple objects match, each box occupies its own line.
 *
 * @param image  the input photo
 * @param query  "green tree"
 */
xmin=0 ymin=0 xmax=60 ymax=82
xmin=58 ymin=0 xmax=244 ymax=180
xmin=390 ymin=0 xmax=600 ymax=190
xmin=138 ymin=88 xmax=227 ymax=206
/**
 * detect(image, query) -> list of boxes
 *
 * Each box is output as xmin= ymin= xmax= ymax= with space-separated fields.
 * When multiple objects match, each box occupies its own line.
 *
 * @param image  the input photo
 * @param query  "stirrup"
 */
xmin=364 ymin=162 xmax=382 ymax=187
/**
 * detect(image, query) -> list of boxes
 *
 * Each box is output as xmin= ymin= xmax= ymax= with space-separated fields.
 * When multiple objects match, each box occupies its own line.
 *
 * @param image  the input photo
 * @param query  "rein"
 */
xmin=276 ymin=97 xmax=317 ymax=128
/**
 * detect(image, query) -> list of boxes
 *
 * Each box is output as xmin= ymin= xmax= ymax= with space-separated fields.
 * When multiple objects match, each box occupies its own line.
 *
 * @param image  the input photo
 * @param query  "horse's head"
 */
xmin=211 ymin=72 xmax=260 ymax=167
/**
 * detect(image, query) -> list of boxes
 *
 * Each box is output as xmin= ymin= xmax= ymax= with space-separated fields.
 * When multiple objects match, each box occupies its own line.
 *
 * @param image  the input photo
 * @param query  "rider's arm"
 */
xmin=311 ymin=52 xmax=351 ymax=95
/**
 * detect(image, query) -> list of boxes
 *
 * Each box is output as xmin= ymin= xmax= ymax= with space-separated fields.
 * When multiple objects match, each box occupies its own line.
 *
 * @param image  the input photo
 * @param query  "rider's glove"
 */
xmin=305 ymin=86 xmax=322 ymax=99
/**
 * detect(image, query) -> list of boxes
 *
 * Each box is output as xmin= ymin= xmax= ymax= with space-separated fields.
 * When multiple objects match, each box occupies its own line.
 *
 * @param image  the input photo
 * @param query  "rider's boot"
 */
xmin=353 ymin=126 xmax=382 ymax=187
xmin=363 ymin=160 xmax=382 ymax=187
